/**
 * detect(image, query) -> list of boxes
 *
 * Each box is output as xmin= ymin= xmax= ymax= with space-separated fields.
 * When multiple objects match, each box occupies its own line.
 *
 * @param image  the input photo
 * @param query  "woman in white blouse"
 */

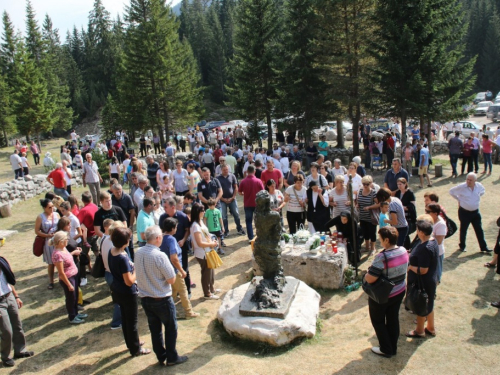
xmin=329 ymin=174 xmax=351 ymax=218
xmin=284 ymin=174 xmax=307 ymax=234
xmin=190 ymin=203 xmax=220 ymax=300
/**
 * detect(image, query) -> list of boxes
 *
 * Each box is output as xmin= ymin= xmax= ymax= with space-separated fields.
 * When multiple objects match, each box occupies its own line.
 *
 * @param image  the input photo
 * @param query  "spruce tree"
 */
xmin=228 ymin=0 xmax=281 ymax=149
xmin=278 ymin=0 xmax=331 ymax=143
xmin=25 ymin=0 xmax=43 ymax=65
xmin=207 ymin=5 xmax=227 ymax=104
xmin=480 ymin=10 xmax=500 ymax=93
xmin=13 ymin=41 xmax=54 ymax=138
xmin=119 ymin=0 xmax=201 ymax=143
xmin=41 ymin=15 xmax=74 ymax=134
xmin=1 ymin=12 xmax=19 ymax=86
xmin=369 ymin=0 xmax=431 ymax=144
xmin=0 ymin=72 xmax=15 ymax=146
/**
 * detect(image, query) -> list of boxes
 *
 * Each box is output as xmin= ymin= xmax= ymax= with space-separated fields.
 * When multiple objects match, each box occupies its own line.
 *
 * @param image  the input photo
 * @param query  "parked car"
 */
xmin=324 ymin=121 xmax=353 ymax=132
xmin=487 ymin=104 xmax=500 ymax=122
xmin=368 ymin=118 xmax=394 ymax=132
xmin=474 ymin=92 xmax=487 ymax=104
xmin=453 ymin=121 xmax=482 ymax=138
xmin=474 ymin=101 xmax=494 ymax=116
xmin=203 ymin=120 xmax=226 ymax=130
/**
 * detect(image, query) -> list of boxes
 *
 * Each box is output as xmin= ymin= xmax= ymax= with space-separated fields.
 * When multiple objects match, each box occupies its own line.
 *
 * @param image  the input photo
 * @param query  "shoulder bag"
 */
xmin=91 ymin=239 xmax=106 ymax=278
xmin=442 ymin=211 xmax=457 ymax=239
xmin=203 ymin=231 xmax=223 ymax=269
xmin=362 ymin=251 xmax=395 ymax=304
xmin=404 ymin=267 xmax=429 ymax=316
xmin=369 ymin=190 xmax=380 ymax=226
xmin=33 ymin=214 xmax=52 ymax=257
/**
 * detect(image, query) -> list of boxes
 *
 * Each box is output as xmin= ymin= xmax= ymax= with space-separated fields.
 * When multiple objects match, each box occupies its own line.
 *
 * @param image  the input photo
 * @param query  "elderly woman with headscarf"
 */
xmin=325 ymin=211 xmax=360 ymax=264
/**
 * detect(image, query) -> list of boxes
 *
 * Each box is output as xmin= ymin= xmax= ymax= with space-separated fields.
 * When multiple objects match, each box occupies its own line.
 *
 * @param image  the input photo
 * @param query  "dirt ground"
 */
xmin=1 ymin=154 xmax=500 ymax=374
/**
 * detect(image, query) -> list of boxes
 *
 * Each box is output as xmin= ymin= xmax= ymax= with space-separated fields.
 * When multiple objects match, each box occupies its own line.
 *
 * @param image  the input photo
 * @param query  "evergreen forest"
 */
xmin=0 ymin=0 xmax=498 ymax=150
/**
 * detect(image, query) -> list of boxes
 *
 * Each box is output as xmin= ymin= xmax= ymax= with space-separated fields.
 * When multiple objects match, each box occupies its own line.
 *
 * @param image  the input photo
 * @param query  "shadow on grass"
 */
xmin=468 ymin=266 xmax=500 ymax=346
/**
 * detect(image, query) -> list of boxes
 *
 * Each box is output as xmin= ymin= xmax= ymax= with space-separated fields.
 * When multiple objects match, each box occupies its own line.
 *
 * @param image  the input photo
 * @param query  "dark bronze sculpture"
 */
xmin=251 ymin=190 xmax=286 ymax=308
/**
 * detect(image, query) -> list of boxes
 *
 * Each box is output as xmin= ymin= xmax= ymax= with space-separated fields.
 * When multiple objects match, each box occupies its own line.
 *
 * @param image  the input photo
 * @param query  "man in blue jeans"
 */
xmin=216 ymin=164 xmax=246 ymax=237
xmin=135 ymin=226 xmax=188 ymax=367
xmin=46 ymin=163 xmax=69 ymax=200
xmin=238 ymin=166 xmax=264 ymax=241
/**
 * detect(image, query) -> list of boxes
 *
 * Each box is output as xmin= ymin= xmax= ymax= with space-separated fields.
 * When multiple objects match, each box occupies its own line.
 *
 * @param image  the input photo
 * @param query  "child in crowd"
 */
xmin=204 ymin=198 xmax=226 ymax=254
xmin=379 ymin=201 xmax=390 ymax=228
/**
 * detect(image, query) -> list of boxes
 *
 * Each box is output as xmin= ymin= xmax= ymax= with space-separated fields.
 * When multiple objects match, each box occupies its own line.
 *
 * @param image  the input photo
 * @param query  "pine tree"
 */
xmin=480 ymin=9 xmax=500 ymax=93
xmin=1 ymin=12 xmax=19 ymax=85
xmin=278 ymin=0 xmax=331 ymax=143
xmin=13 ymin=41 xmax=54 ymax=138
xmin=41 ymin=15 xmax=74 ymax=134
xmin=118 ymin=0 xmax=201 ymax=143
xmin=0 ymin=72 xmax=16 ymax=146
xmin=369 ymin=0 xmax=431 ymax=144
xmin=25 ymin=0 xmax=43 ymax=65
xmin=228 ymin=0 xmax=282 ymax=149
xmin=207 ymin=4 xmax=227 ymax=103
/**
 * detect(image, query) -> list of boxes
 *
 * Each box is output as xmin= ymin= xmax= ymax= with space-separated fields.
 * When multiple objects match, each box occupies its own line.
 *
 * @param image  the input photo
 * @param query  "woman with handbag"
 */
xmin=357 ymin=175 xmax=379 ymax=254
xmin=190 ymin=203 xmax=220 ymax=300
xmin=34 ymin=198 xmax=60 ymax=290
xmin=364 ymin=227 xmax=408 ymax=357
xmin=329 ymin=175 xmax=350 ymax=219
xmin=284 ymin=174 xmax=307 ymax=234
xmin=425 ymin=204 xmax=447 ymax=284
xmin=394 ymin=178 xmax=417 ymax=249
xmin=405 ymin=219 xmax=439 ymax=338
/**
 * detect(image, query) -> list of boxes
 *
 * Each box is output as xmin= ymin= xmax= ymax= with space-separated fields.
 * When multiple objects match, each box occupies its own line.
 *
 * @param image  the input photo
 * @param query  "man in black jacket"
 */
xmin=0 ymin=257 xmax=34 ymax=367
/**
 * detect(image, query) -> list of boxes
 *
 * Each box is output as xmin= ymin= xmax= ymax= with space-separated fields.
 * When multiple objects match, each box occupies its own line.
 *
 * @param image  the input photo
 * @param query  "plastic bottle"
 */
xmin=338 ymin=232 xmax=343 ymax=241
xmin=332 ymin=241 xmax=338 ymax=254
xmin=345 ymin=281 xmax=361 ymax=292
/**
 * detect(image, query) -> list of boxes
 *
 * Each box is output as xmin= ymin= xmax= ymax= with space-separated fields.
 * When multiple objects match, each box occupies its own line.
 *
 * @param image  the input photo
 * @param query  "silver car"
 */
xmin=454 ymin=121 xmax=482 ymax=138
xmin=474 ymin=101 xmax=494 ymax=116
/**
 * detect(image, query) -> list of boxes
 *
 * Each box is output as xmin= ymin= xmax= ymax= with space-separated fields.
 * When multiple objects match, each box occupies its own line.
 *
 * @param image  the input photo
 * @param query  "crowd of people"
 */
xmin=1 ymin=123 xmax=499 ymax=367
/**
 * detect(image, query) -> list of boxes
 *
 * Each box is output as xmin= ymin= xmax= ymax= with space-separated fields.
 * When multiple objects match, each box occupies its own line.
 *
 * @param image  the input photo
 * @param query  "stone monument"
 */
xmin=218 ymin=190 xmax=320 ymax=346
xmin=238 ymin=190 xmax=300 ymax=318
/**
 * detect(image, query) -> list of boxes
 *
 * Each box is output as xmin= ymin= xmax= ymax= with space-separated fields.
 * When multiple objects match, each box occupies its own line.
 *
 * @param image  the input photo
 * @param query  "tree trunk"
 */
xmin=337 ymin=117 xmax=344 ymax=148
xmin=266 ymin=113 xmax=272 ymax=150
xmin=401 ymin=111 xmax=407 ymax=147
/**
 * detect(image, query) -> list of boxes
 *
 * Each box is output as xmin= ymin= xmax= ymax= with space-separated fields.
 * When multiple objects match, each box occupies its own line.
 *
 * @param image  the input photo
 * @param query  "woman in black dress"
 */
xmin=405 ymin=219 xmax=439 ymax=338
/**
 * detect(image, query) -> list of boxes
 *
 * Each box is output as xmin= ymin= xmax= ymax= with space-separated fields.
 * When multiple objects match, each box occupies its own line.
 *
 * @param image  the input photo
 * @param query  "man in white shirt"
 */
xmin=70 ymin=129 xmax=78 ymax=142
xmin=272 ymin=152 xmax=282 ymax=171
xmin=82 ymin=153 xmax=103 ymax=205
xmin=449 ymin=173 xmax=491 ymax=253
xmin=243 ymin=152 xmax=254 ymax=177
xmin=134 ymin=177 xmax=148 ymax=213
xmin=10 ymin=150 xmax=23 ymax=179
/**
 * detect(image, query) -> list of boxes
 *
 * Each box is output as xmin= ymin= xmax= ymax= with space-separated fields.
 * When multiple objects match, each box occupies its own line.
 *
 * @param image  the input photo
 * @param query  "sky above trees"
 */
xmin=1 ymin=0 xmax=181 ymax=35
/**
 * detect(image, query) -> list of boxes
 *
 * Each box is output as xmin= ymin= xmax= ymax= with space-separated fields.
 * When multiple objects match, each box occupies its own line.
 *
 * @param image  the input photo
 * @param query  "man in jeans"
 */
xmin=9 ymin=150 xmax=23 ymax=179
xmin=82 ymin=153 xmax=103 ymax=205
xmin=238 ymin=165 xmax=264 ymax=241
xmin=135 ymin=226 xmax=188 ymax=367
xmin=46 ymin=163 xmax=69 ymax=200
xmin=448 ymin=131 xmax=463 ymax=178
xmin=216 ymin=164 xmax=246 ymax=237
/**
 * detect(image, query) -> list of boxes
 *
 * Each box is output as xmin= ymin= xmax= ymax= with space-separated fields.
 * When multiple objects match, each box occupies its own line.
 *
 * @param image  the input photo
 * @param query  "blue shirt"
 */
xmin=137 ymin=210 xmax=155 ymax=241
xmin=411 ymin=128 xmax=420 ymax=140
xmin=379 ymin=213 xmax=390 ymax=228
xmin=160 ymin=234 xmax=182 ymax=274
xmin=420 ymin=148 xmax=430 ymax=167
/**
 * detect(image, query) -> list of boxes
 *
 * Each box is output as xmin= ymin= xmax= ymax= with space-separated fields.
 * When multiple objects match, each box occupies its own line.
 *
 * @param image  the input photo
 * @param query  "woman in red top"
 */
xmin=481 ymin=134 xmax=494 ymax=175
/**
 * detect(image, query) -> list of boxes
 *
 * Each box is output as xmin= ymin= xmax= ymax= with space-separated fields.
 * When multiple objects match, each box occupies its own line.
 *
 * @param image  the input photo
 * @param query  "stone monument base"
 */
xmin=217 ymin=277 xmax=320 ymax=347
xmin=239 ymin=276 xmax=300 ymax=319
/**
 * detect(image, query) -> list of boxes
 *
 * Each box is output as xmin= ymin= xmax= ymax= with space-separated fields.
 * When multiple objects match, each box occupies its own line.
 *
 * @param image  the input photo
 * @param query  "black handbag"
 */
xmin=362 ymin=251 xmax=395 ymax=304
xmin=442 ymin=212 xmax=457 ymax=239
xmin=91 ymin=239 xmax=105 ymax=278
xmin=405 ymin=270 xmax=429 ymax=316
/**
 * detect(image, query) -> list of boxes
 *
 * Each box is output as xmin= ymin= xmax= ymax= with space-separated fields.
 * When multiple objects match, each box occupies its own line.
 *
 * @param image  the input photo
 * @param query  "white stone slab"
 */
xmin=217 ymin=277 xmax=320 ymax=346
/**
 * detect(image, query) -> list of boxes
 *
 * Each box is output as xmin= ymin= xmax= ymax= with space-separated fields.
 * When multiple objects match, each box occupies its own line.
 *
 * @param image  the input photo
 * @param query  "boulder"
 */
xmin=0 ymin=204 xmax=12 ymax=218
xmin=217 ymin=277 xmax=320 ymax=346
xmin=24 ymin=175 xmax=33 ymax=181
xmin=325 ymin=130 xmax=337 ymax=141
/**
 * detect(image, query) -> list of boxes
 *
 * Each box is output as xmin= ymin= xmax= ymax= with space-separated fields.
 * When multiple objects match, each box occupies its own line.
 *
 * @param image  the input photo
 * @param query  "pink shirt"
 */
xmin=482 ymin=139 xmax=493 ymax=153
xmin=52 ymin=249 xmax=78 ymax=278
